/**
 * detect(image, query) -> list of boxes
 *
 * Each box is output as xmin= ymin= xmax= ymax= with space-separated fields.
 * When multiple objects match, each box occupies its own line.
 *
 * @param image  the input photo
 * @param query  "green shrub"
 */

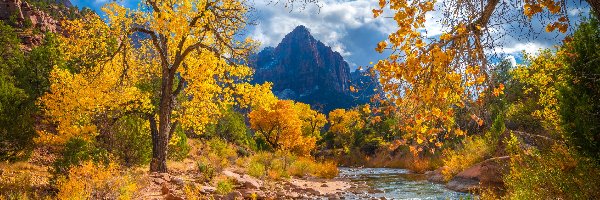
xmin=245 ymin=151 xmax=339 ymax=180
xmin=0 ymin=21 xmax=35 ymax=162
xmin=215 ymin=179 xmax=234 ymax=195
xmin=504 ymin=142 xmax=600 ymax=199
xmin=560 ymin=16 xmax=600 ymax=162
xmin=247 ymin=161 xmax=266 ymax=178
xmin=288 ymin=157 xmax=313 ymax=178
xmin=196 ymin=161 xmax=216 ymax=181
xmin=214 ymin=107 xmax=252 ymax=146
xmin=109 ymin=116 xmax=152 ymax=167
xmin=168 ymin=126 xmax=191 ymax=161
xmin=52 ymin=137 xmax=109 ymax=177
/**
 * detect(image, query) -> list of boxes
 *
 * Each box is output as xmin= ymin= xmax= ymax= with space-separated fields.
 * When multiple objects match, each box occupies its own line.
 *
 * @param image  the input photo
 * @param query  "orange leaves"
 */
xmin=470 ymin=114 xmax=484 ymax=126
xmin=373 ymin=9 xmax=384 ymax=18
xmin=493 ymin=83 xmax=505 ymax=97
xmin=349 ymin=85 xmax=357 ymax=93
xmin=524 ymin=0 xmax=568 ymax=33
xmin=523 ymin=3 xmax=543 ymax=18
xmin=375 ymin=41 xmax=387 ymax=53
xmin=546 ymin=21 xmax=569 ymax=33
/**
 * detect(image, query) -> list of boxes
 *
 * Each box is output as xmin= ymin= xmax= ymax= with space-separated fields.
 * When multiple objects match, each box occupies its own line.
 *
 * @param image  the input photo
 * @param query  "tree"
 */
xmin=293 ymin=102 xmax=327 ymax=140
xmin=39 ymin=0 xmax=255 ymax=172
xmin=560 ymin=16 xmax=600 ymax=161
xmin=249 ymin=100 xmax=317 ymax=156
xmin=327 ymin=108 xmax=365 ymax=153
xmin=0 ymin=21 xmax=61 ymax=161
xmin=371 ymin=0 xmax=596 ymax=153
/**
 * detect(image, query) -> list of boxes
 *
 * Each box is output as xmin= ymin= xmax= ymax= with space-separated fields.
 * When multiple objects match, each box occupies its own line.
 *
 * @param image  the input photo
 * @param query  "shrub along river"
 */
xmin=338 ymin=167 xmax=474 ymax=199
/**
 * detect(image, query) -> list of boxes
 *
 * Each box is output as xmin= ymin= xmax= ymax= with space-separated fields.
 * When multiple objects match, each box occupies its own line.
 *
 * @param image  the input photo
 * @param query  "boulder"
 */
xmin=445 ymin=156 xmax=510 ymax=193
xmin=200 ymin=186 xmax=216 ymax=194
xmin=171 ymin=176 xmax=184 ymax=186
xmin=222 ymin=170 xmax=262 ymax=189
xmin=165 ymin=193 xmax=184 ymax=200
xmin=425 ymin=166 xmax=447 ymax=183
xmin=161 ymin=183 xmax=170 ymax=195
xmin=225 ymin=191 xmax=243 ymax=200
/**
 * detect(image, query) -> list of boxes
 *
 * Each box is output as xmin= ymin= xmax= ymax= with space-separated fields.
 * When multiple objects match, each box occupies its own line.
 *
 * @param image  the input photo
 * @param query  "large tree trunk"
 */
xmin=587 ymin=0 xmax=600 ymax=19
xmin=150 ymin=68 xmax=175 ymax=173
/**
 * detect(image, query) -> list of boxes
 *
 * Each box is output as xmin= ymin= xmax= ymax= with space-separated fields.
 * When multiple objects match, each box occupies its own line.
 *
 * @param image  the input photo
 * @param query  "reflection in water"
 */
xmin=338 ymin=167 xmax=475 ymax=200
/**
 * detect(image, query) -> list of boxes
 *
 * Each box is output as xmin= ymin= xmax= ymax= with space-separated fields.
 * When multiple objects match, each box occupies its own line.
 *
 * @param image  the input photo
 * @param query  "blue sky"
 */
xmin=71 ymin=0 xmax=592 ymax=71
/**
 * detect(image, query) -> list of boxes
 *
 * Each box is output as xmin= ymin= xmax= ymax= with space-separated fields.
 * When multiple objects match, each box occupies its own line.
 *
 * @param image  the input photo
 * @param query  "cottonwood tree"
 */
xmin=372 ymin=0 xmax=598 ymax=154
xmin=39 ymin=0 xmax=256 ymax=172
xmin=249 ymin=100 xmax=319 ymax=156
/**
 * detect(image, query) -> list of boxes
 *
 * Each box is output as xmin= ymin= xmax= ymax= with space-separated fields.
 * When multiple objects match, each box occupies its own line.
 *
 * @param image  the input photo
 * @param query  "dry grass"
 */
xmin=0 ymin=161 xmax=53 ymax=200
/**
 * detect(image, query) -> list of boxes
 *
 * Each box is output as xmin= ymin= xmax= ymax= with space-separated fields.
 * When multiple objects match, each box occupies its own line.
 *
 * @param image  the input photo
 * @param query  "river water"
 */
xmin=338 ymin=167 xmax=475 ymax=200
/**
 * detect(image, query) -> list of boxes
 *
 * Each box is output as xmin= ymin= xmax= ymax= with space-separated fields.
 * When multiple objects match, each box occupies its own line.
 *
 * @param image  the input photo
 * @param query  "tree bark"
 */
xmin=150 ymin=67 xmax=175 ymax=173
xmin=587 ymin=0 xmax=600 ymax=19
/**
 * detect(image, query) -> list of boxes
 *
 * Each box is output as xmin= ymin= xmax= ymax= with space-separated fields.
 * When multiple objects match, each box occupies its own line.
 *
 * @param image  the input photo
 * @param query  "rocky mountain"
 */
xmin=0 ymin=0 xmax=77 ymax=49
xmin=251 ymin=25 xmax=379 ymax=112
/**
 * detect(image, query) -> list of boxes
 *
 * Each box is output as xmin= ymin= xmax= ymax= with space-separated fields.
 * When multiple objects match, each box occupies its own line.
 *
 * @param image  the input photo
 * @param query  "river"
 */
xmin=337 ymin=167 xmax=475 ymax=200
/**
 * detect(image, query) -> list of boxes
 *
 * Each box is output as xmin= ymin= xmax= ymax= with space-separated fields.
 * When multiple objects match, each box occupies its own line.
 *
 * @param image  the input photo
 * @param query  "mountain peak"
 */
xmin=291 ymin=25 xmax=311 ymax=35
xmin=280 ymin=25 xmax=315 ymax=45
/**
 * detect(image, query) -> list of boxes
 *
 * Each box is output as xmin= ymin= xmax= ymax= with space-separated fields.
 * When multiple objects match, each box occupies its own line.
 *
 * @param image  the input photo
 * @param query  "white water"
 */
xmin=338 ymin=167 xmax=475 ymax=200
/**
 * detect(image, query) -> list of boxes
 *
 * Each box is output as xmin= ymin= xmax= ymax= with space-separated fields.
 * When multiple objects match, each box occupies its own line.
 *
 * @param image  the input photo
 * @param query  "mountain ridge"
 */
xmin=251 ymin=25 xmax=379 ymax=112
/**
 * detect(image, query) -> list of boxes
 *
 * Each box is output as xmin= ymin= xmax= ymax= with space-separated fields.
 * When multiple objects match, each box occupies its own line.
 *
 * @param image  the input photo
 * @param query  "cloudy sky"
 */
xmin=71 ymin=0 xmax=591 ymax=70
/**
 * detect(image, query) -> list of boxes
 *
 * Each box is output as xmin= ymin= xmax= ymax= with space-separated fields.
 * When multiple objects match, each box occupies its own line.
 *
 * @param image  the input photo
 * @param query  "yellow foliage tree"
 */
xmin=328 ymin=108 xmax=365 ymax=153
xmin=371 ymin=0 xmax=595 ymax=154
xmin=39 ymin=0 xmax=256 ymax=172
xmin=294 ymin=102 xmax=327 ymax=140
xmin=249 ymin=100 xmax=319 ymax=156
xmin=511 ymin=50 xmax=568 ymax=135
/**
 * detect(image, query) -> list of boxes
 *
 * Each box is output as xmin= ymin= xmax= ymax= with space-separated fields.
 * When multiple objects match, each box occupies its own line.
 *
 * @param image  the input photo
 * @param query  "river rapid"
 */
xmin=337 ymin=167 xmax=475 ymax=200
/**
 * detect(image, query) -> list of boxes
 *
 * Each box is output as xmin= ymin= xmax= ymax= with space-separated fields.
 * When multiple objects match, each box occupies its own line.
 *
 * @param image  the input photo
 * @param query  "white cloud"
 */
xmin=249 ymin=0 xmax=393 ymax=51
xmin=504 ymin=55 xmax=517 ymax=67
xmin=494 ymin=42 xmax=547 ymax=55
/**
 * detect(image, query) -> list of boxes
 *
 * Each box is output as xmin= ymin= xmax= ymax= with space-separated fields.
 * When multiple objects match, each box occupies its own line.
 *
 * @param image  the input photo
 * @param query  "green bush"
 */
xmin=504 ymin=142 xmax=600 ymax=199
xmin=247 ymin=161 xmax=266 ymax=178
xmin=0 ymin=22 xmax=63 ymax=162
xmin=168 ymin=126 xmax=191 ymax=161
xmin=52 ymin=137 xmax=109 ymax=177
xmin=206 ymin=107 xmax=253 ymax=147
xmin=560 ymin=16 xmax=600 ymax=162
xmin=216 ymin=179 xmax=234 ymax=195
xmin=196 ymin=161 xmax=216 ymax=181
xmin=109 ymin=116 xmax=152 ymax=166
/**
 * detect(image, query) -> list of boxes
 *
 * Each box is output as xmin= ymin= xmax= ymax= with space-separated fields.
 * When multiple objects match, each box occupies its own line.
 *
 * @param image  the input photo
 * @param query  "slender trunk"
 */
xmin=150 ymin=68 xmax=175 ymax=173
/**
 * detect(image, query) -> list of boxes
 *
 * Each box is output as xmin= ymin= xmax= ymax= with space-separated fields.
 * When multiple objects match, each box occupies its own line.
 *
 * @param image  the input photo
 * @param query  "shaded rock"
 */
xmin=222 ymin=170 xmax=262 ymax=189
xmin=446 ymin=156 xmax=510 ymax=193
xmin=225 ymin=191 xmax=243 ymax=200
xmin=153 ymin=177 xmax=165 ymax=185
xmin=161 ymin=183 xmax=170 ymax=195
xmin=321 ymin=183 xmax=328 ymax=187
xmin=200 ymin=186 xmax=216 ymax=194
xmin=165 ymin=193 xmax=184 ymax=200
xmin=171 ymin=177 xmax=184 ymax=186
xmin=425 ymin=166 xmax=447 ymax=183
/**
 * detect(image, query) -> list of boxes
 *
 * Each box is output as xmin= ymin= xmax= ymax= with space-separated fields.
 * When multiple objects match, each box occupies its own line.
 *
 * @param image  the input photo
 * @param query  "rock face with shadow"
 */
xmin=251 ymin=25 xmax=379 ymax=113
xmin=445 ymin=156 xmax=510 ymax=193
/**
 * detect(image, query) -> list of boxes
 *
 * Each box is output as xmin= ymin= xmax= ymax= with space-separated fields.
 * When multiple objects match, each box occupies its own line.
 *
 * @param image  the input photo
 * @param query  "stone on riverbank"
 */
xmin=425 ymin=166 xmax=447 ymax=183
xmin=445 ymin=156 xmax=510 ymax=193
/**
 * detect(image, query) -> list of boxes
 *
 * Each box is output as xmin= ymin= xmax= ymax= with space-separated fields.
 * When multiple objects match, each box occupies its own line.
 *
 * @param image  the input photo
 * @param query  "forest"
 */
xmin=0 ymin=0 xmax=599 ymax=199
